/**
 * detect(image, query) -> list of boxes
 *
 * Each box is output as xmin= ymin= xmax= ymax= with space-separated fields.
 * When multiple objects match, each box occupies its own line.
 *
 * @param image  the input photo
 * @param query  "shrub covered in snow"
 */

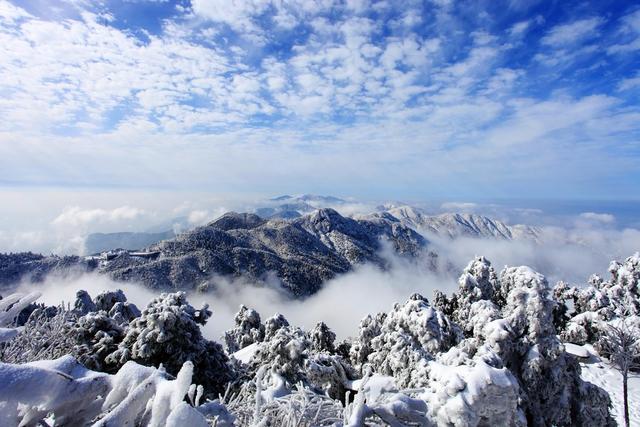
xmin=349 ymin=312 xmax=386 ymax=369
xmin=309 ymin=321 xmax=336 ymax=353
xmin=452 ymin=256 xmax=502 ymax=336
xmin=606 ymin=253 xmax=640 ymax=316
xmin=2 ymin=291 xmax=135 ymax=370
xmin=1 ymin=305 xmax=76 ymax=363
xmin=2 ymin=253 xmax=634 ymax=426
xmin=109 ymin=300 xmax=142 ymax=324
xmin=495 ymin=266 xmax=578 ymax=425
xmin=248 ymin=324 xmax=310 ymax=385
xmin=421 ymin=355 xmax=523 ymax=426
xmin=74 ymin=289 xmax=96 ymax=314
xmin=264 ymin=312 xmax=290 ymax=339
xmin=483 ymin=265 xmax=614 ymax=426
xmin=73 ymin=310 xmax=125 ymax=372
xmin=94 ymin=289 xmax=127 ymax=312
xmin=305 ymin=352 xmax=357 ymax=401
xmin=106 ymin=291 xmax=233 ymax=396
xmin=224 ymin=304 xmax=265 ymax=353
xmin=364 ymin=293 xmax=460 ymax=388
xmin=431 ymin=258 xmax=616 ymax=427
xmin=554 ymin=253 xmax=640 ymax=350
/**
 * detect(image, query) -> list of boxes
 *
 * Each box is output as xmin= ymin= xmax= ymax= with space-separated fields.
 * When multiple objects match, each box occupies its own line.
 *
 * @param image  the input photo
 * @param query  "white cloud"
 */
xmin=540 ymin=17 xmax=604 ymax=46
xmin=508 ymin=20 xmax=531 ymax=36
xmin=425 ymin=221 xmax=640 ymax=286
xmin=52 ymin=206 xmax=146 ymax=227
xmin=191 ymin=0 xmax=341 ymax=36
xmin=0 ymin=230 xmax=49 ymax=253
xmin=485 ymin=95 xmax=618 ymax=149
xmin=579 ymin=212 xmax=616 ymax=224
xmin=191 ymin=0 xmax=271 ymax=32
xmin=188 ymin=209 xmax=212 ymax=225
xmin=0 ymin=4 xmax=256 ymax=133
xmin=619 ymin=8 xmax=640 ymax=33
xmin=0 ymin=0 xmax=636 ymax=204
xmin=618 ymin=73 xmax=640 ymax=91
xmin=607 ymin=9 xmax=640 ymax=54
xmin=0 ymin=0 xmax=31 ymax=22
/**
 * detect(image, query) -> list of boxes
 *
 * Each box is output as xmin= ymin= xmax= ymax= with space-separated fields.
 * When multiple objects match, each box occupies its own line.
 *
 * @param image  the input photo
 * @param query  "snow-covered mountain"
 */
xmin=0 ymin=209 xmax=429 ymax=296
xmin=80 ymin=198 xmax=542 ymax=257
xmin=365 ymin=205 xmax=541 ymax=241
xmin=82 ymin=196 xmax=349 ymax=257
xmin=0 ymin=252 xmax=93 ymax=291
xmin=100 ymin=209 xmax=429 ymax=296
xmin=0 ymin=201 xmax=548 ymax=295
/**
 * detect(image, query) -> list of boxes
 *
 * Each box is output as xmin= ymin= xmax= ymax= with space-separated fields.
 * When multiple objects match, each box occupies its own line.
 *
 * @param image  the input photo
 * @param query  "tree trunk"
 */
xmin=623 ymin=372 xmax=629 ymax=427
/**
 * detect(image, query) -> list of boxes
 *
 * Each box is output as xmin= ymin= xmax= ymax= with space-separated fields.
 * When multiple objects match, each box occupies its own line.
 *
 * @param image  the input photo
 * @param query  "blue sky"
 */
xmin=0 ymin=0 xmax=639 ymax=200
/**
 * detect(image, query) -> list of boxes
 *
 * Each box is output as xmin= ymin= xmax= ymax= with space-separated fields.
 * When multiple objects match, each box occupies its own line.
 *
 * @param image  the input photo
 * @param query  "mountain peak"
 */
xmin=207 ymin=212 xmax=265 ymax=231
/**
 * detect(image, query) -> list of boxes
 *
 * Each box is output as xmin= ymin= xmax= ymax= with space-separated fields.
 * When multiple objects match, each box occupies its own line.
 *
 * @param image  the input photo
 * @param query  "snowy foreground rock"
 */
xmin=1 ymin=253 xmax=640 ymax=426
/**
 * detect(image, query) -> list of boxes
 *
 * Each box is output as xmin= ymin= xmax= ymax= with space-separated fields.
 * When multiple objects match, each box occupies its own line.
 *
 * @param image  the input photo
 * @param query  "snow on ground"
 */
xmin=232 ymin=342 xmax=259 ymax=364
xmin=564 ymin=342 xmax=591 ymax=359
xmin=350 ymin=374 xmax=398 ymax=401
xmin=578 ymin=344 xmax=640 ymax=427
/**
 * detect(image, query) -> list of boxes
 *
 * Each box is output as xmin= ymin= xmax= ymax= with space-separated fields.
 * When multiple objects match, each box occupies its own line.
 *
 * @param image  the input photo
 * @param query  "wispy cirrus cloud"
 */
xmin=607 ymin=8 xmax=640 ymax=54
xmin=540 ymin=17 xmax=604 ymax=46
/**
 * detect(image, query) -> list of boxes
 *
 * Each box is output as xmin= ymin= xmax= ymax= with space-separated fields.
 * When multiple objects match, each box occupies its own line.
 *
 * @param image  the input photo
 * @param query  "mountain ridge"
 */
xmin=1 ymin=202 xmax=541 ymax=295
xmin=366 ymin=205 xmax=541 ymax=241
xmin=98 ymin=208 xmax=431 ymax=296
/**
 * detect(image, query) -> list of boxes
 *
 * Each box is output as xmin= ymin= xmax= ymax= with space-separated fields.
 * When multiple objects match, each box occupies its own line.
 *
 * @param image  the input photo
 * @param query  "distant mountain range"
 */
xmin=365 ymin=205 xmax=541 ymax=241
xmin=0 ymin=196 xmax=541 ymax=296
xmin=100 ymin=209 xmax=430 ymax=296
xmin=84 ymin=195 xmax=348 ymax=255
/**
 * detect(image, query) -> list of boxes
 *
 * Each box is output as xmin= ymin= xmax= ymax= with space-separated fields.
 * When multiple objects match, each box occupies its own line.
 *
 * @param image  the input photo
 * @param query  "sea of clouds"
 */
xmin=4 ymin=190 xmax=639 ymax=341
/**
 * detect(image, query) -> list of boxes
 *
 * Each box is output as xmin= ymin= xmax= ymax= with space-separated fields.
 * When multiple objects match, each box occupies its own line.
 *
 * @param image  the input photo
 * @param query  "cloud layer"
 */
xmin=0 ymin=0 xmax=638 ymax=199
